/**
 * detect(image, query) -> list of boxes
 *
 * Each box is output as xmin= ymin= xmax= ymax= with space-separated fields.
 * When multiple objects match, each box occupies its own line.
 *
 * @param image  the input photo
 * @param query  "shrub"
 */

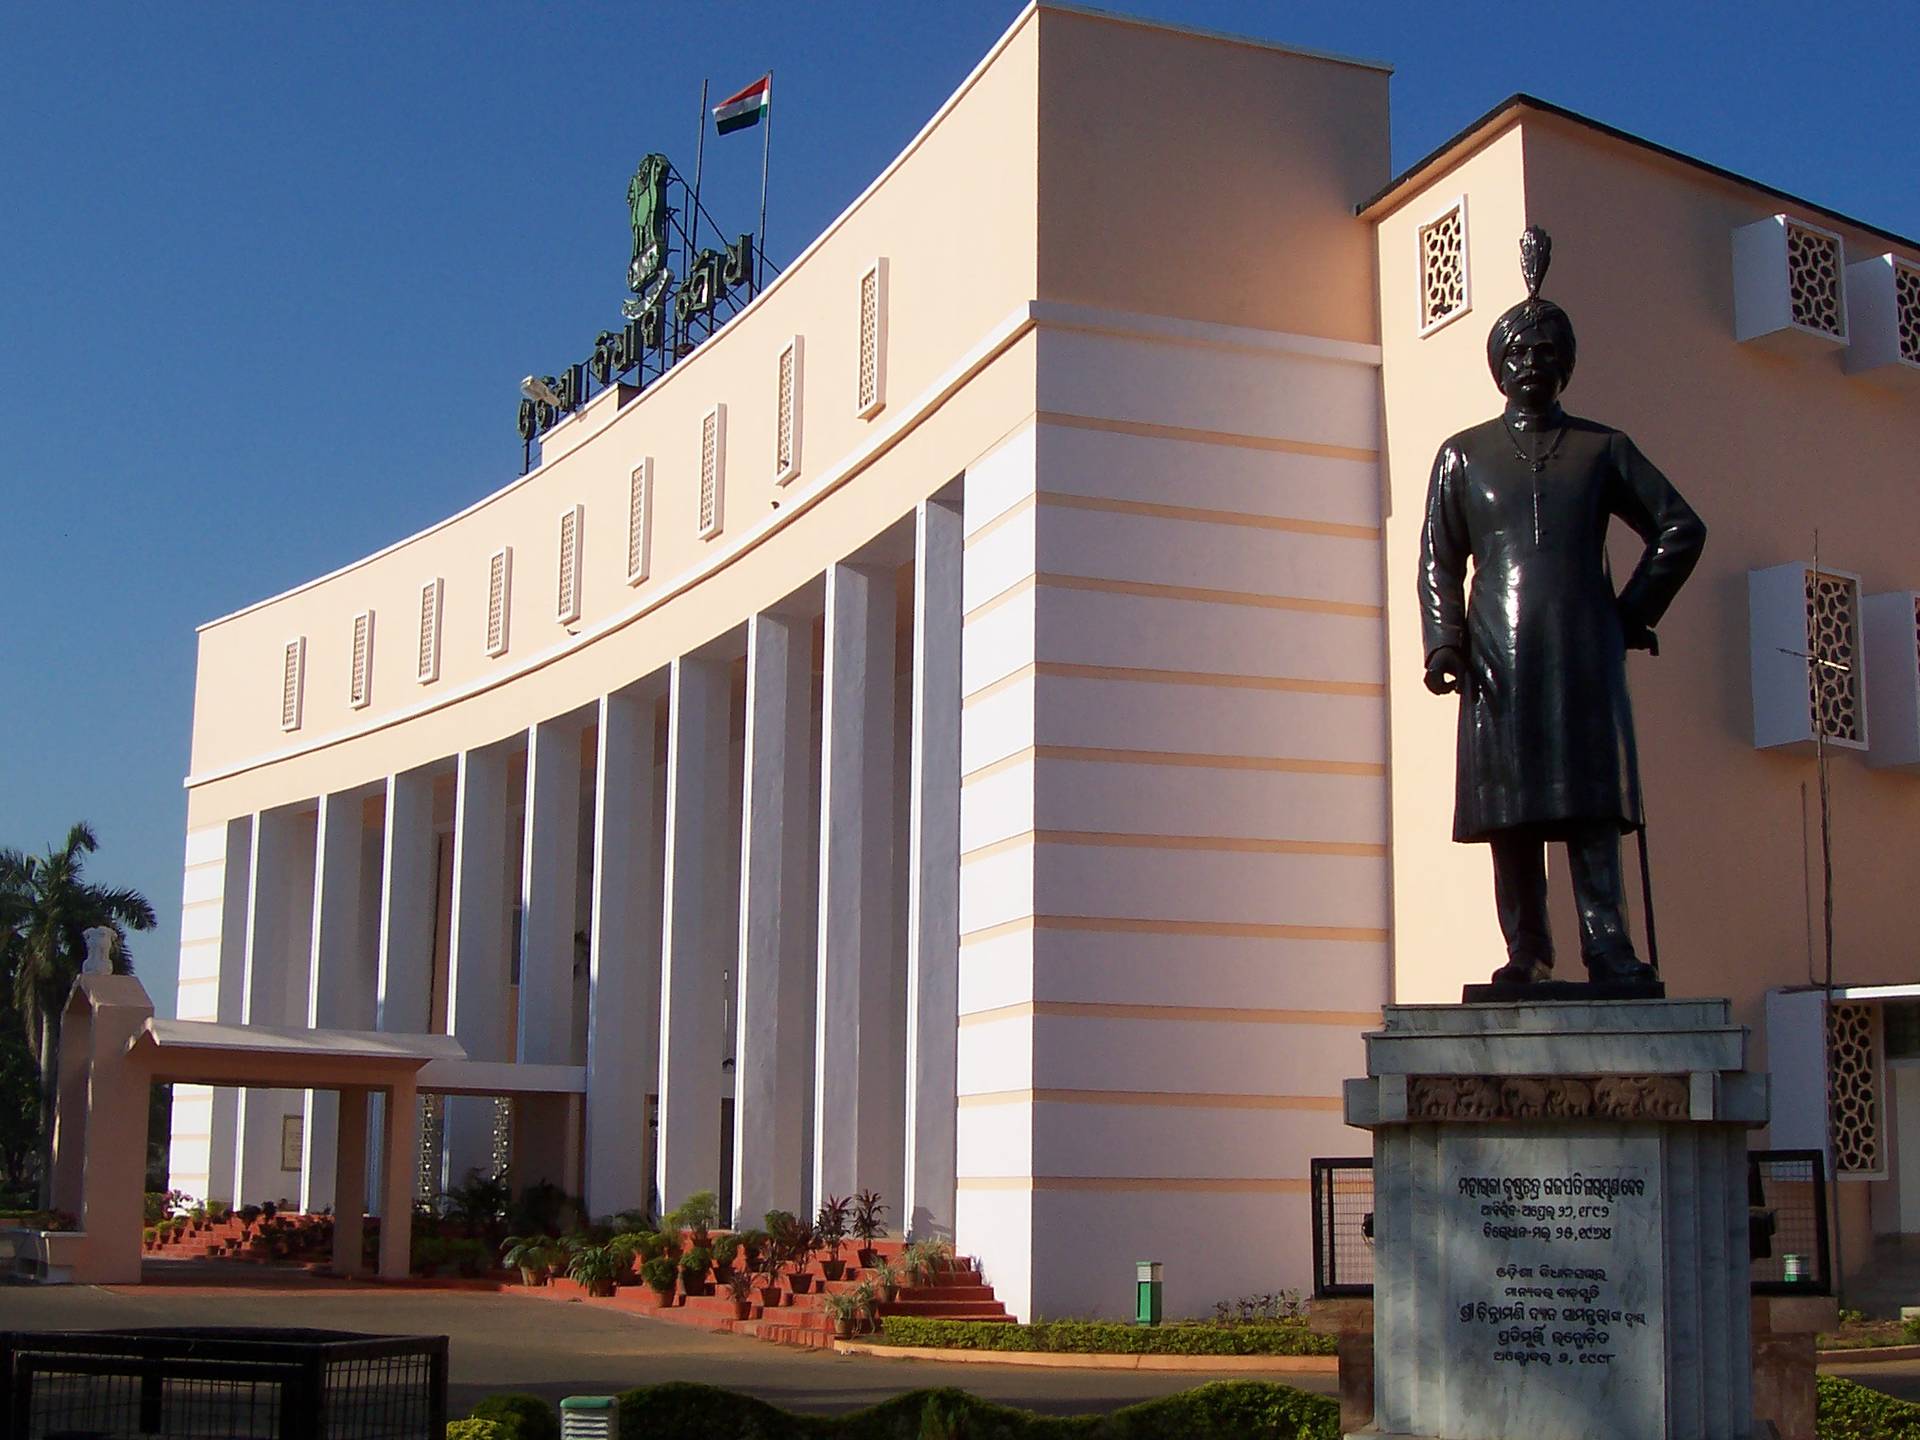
xmin=875 ymin=1317 xmax=1335 ymax=1357
xmin=469 ymin=1394 xmax=559 ymax=1440
xmin=668 ymin=1190 xmax=720 ymax=1249
xmin=445 ymin=1421 xmax=510 ymax=1440
xmin=641 ymin=1255 xmax=678 ymax=1299
xmin=612 ymin=1381 xmax=1337 ymax=1439
xmin=1817 ymin=1375 xmax=1920 ymax=1439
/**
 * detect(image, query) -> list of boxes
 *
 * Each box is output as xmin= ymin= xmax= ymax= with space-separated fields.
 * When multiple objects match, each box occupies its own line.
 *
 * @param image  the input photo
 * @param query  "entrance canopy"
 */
xmin=130 ymin=1018 xmax=466 ymax=1089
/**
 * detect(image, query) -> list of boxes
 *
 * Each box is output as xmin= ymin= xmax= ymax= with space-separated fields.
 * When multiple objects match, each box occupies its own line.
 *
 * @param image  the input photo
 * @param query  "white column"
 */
xmin=585 ymin=685 xmax=664 ymax=1217
xmin=814 ymin=561 xmax=899 ymax=1203
xmin=302 ymin=788 xmax=370 ymax=1212
xmin=445 ymin=741 xmax=512 ymax=1187
xmin=235 ymin=805 xmax=316 ymax=1205
xmin=733 ymin=611 xmax=818 ymax=1226
xmin=905 ymin=497 xmax=963 ymax=1239
xmin=377 ymin=767 xmax=437 ymax=1035
xmin=207 ymin=815 xmax=252 ymax=1205
xmin=519 ymin=719 xmax=584 ymax=1066
xmin=657 ymin=655 xmax=732 ymax=1212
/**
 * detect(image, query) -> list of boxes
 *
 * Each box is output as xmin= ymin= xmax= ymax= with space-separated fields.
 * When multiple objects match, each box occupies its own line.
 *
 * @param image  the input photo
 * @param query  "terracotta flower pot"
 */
xmin=820 ymin=1259 xmax=846 ymax=1281
xmin=756 ymin=1283 xmax=784 ymax=1307
xmin=856 ymin=1247 xmax=881 ymax=1270
xmin=834 ymin=1316 xmax=854 ymax=1340
xmin=730 ymin=1299 xmax=754 ymax=1321
xmin=787 ymin=1271 xmax=815 ymax=1295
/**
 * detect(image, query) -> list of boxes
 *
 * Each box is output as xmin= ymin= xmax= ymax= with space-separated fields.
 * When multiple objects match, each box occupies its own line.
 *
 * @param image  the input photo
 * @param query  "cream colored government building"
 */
xmin=168 ymin=5 xmax=1920 ymax=1318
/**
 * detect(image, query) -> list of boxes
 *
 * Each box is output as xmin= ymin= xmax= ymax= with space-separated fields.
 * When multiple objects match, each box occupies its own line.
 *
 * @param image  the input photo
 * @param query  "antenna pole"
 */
xmin=689 ymin=78 xmax=708 ymax=264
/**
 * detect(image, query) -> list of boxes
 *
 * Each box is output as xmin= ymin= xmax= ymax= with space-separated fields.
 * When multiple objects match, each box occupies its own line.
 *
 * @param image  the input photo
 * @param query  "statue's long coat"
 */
xmin=1418 ymin=410 xmax=1706 ymax=843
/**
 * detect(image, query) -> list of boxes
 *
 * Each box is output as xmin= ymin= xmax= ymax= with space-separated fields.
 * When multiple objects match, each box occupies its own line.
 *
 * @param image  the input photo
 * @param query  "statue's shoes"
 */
xmin=1488 ymin=957 xmax=1553 ymax=985
xmin=1584 ymin=953 xmax=1658 ymax=987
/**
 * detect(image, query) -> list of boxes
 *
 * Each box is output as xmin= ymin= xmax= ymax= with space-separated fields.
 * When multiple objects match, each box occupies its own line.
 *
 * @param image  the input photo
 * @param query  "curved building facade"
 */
xmin=170 ymin=3 xmax=1920 ymax=1316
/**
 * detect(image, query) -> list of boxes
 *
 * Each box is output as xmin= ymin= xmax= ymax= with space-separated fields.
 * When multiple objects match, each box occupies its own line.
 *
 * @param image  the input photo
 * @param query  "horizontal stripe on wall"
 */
xmin=957 ymin=1176 xmax=1312 ymax=1194
xmin=961 ymin=572 xmax=1385 ymax=629
xmin=963 ymin=661 xmax=1385 ymax=709
xmin=962 ymin=490 xmax=1380 ymax=555
xmin=961 ymin=830 xmax=1386 ymax=864
xmin=958 ymin=1000 xmax=1382 ymax=1028
xmin=166 ymin=1132 xmax=214 ymax=1144
xmin=1037 ymin=410 xmax=1378 ymax=463
xmin=959 ymin=1089 xmax=1344 ymax=1111
xmin=962 ymin=746 xmax=1385 ymax=786
xmin=958 ymin=915 xmax=1389 ymax=945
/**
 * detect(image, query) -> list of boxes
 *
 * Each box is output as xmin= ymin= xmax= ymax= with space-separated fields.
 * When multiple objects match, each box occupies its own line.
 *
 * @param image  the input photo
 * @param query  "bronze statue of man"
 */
xmin=1418 ymin=228 xmax=1706 ymax=989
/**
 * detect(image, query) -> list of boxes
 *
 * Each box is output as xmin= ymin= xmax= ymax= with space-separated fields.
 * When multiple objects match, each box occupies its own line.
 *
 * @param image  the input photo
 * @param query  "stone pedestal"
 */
xmin=1344 ymin=1000 xmax=1769 ymax=1440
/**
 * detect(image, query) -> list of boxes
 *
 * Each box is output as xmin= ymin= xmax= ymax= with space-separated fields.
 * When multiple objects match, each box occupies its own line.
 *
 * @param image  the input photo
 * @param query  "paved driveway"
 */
xmin=0 ymin=1279 xmax=1338 ymax=1419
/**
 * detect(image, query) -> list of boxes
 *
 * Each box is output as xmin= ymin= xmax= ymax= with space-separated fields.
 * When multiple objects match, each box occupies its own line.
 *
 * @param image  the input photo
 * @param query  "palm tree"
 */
xmin=0 ymin=822 xmax=156 ymax=1203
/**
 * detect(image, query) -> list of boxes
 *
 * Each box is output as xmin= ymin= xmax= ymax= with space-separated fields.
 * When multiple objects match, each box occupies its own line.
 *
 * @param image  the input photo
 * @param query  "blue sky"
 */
xmin=3 ymin=0 xmax=1915 ymax=1016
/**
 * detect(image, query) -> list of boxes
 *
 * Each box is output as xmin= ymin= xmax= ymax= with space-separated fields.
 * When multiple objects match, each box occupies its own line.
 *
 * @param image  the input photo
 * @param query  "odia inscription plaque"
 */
xmin=1440 ymin=1131 xmax=1664 ymax=1439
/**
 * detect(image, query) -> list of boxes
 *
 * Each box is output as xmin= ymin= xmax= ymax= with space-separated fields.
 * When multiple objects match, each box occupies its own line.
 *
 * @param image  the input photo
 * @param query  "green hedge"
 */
xmin=1818 ymin=1376 xmax=1920 ymax=1439
xmin=468 ymin=1394 xmax=559 ymax=1440
xmin=446 ymin=1422 xmax=510 ymax=1440
xmin=614 ymin=1381 xmax=1337 ymax=1439
xmin=875 ymin=1318 xmax=1335 ymax=1357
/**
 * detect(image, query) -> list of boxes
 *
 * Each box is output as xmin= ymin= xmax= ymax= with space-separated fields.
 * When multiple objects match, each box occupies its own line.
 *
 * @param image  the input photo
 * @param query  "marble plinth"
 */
xmin=1344 ymin=999 xmax=1769 ymax=1440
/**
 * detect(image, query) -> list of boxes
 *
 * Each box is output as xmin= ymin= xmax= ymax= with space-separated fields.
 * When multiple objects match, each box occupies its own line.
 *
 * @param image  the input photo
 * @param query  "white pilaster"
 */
xmin=377 ymin=767 xmax=437 ymax=1035
xmin=235 ymin=805 xmax=316 ymax=1205
xmin=657 ymin=655 xmax=732 ymax=1212
xmin=174 ymin=815 xmax=251 ymax=1206
xmin=519 ymin=719 xmax=584 ymax=1066
xmin=814 ymin=561 xmax=901 ymax=1203
xmin=445 ymin=741 xmax=513 ymax=1187
xmin=302 ymin=788 xmax=373 ymax=1212
xmin=733 ymin=611 xmax=819 ymax=1226
xmin=905 ymin=496 xmax=964 ymax=1239
xmin=585 ymin=685 xmax=665 ymax=1217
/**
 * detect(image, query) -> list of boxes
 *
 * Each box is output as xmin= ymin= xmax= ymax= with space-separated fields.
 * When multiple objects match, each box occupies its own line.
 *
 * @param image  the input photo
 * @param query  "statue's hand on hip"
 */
xmin=1424 ymin=645 xmax=1466 ymax=695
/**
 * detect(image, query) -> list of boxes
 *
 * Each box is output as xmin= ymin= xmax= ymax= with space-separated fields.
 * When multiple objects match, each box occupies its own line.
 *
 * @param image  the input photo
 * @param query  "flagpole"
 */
xmin=755 ymin=71 xmax=772 ymax=293
xmin=689 ymin=77 xmax=708 ymax=268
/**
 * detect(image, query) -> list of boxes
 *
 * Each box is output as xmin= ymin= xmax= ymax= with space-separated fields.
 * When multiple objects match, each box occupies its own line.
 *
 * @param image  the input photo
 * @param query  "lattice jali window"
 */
xmin=348 ymin=610 xmax=374 ymax=709
xmin=775 ymin=336 xmax=803 ymax=483
xmin=857 ymin=259 xmax=888 ymax=418
xmin=1805 ymin=568 xmax=1864 ymax=742
xmin=556 ymin=504 xmax=583 ymax=624
xmin=417 ymin=577 xmax=443 ymax=683
xmin=280 ymin=636 xmax=306 ymax=732
xmin=1786 ymin=222 xmax=1846 ymax=338
xmin=1827 ymin=1001 xmax=1882 ymax=1175
xmin=486 ymin=546 xmax=513 ymax=657
xmin=415 ymin=1092 xmax=445 ymax=1205
xmin=1418 ymin=199 xmax=1469 ymax=335
xmin=627 ymin=459 xmax=652 ymax=585
xmin=1896 ymin=262 xmax=1920 ymax=366
xmin=698 ymin=404 xmax=726 ymax=539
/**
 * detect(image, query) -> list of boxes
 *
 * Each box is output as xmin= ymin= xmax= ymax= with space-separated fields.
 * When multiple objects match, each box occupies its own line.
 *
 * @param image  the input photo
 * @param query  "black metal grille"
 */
xmin=1 ymin=1329 xmax=447 ymax=1440
xmin=1308 ymin=1149 xmax=1830 ymax=1300
xmin=1309 ymin=1156 xmax=1376 ymax=1298
xmin=1749 ymin=1148 xmax=1831 ymax=1295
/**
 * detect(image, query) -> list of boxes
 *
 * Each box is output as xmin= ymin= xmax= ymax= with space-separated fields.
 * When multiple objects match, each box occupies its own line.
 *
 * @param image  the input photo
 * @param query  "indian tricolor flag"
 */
xmin=713 ymin=75 xmax=771 ymax=136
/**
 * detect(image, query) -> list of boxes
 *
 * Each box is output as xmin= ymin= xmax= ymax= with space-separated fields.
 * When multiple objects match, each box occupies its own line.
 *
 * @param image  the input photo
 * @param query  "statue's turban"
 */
xmin=1486 ymin=298 xmax=1578 ymax=388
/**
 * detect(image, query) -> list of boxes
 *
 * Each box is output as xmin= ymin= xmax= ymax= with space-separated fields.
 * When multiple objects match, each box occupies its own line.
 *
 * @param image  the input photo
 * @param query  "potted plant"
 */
xmin=641 ymin=1254 xmax=678 ymax=1305
xmin=669 ymin=1189 xmax=720 ymax=1253
xmin=679 ymin=1246 xmax=713 ymax=1297
xmin=851 ymin=1190 xmax=887 ymax=1268
xmin=608 ymin=1232 xmax=648 ymax=1285
xmin=851 ymin=1277 xmax=882 ymax=1334
xmin=724 ymin=1268 xmax=756 ymax=1321
xmin=816 ymin=1195 xmax=851 ymax=1281
xmin=871 ymin=1258 xmax=900 ymax=1303
xmin=734 ymin=1227 xmax=769 ymax=1277
xmin=143 ymin=1226 xmax=159 ymax=1251
xmin=502 ymin=1235 xmax=556 ymax=1286
xmin=784 ymin=1220 xmax=819 ymax=1295
xmin=901 ymin=1238 xmax=955 ymax=1287
xmin=821 ymin=1289 xmax=862 ymax=1341
xmin=567 ymin=1242 xmax=620 ymax=1298
xmin=412 ymin=1235 xmax=446 ymax=1277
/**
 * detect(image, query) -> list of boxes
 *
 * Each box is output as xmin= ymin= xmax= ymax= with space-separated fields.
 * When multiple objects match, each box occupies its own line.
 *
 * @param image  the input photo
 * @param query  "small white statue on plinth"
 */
xmin=80 ymin=926 xmax=116 ymax=975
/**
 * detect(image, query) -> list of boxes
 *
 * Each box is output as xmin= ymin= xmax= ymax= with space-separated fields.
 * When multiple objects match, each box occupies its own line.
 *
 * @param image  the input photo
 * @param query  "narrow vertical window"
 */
xmin=775 ymin=337 xmax=804 ymax=483
xmin=418 ymin=577 xmax=443 ymax=683
xmin=1784 ymin=221 xmax=1846 ymax=340
xmin=486 ymin=546 xmax=513 ymax=657
xmin=280 ymin=636 xmax=306 ymax=731
xmin=698 ymin=403 xmax=727 ymax=540
xmin=627 ymin=459 xmax=653 ymax=585
xmin=1805 ymin=567 xmax=1864 ymax=743
xmin=857 ymin=259 xmax=888 ymax=418
xmin=1895 ymin=261 xmax=1920 ymax=365
xmin=348 ymin=610 xmax=374 ymax=709
xmin=556 ymin=504 xmax=583 ymax=624
xmin=1417 ymin=197 xmax=1469 ymax=335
